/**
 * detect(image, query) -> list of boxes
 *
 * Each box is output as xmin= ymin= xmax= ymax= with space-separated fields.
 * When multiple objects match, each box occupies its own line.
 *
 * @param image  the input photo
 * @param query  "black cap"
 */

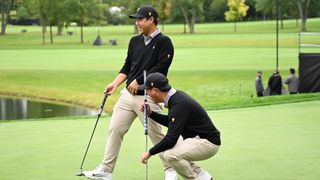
xmin=129 ymin=5 xmax=158 ymax=20
xmin=138 ymin=72 xmax=171 ymax=91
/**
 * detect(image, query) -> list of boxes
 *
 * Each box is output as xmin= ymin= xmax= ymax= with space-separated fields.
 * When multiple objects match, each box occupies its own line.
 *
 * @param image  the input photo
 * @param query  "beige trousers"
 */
xmin=163 ymin=136 xmax=220 ymax=180
xmin=101 ymin=89 xmax=170 ymax=173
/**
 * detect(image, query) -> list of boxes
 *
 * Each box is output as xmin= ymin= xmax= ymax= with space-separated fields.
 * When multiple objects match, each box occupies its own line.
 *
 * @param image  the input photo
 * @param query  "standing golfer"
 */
xmin=140 ymin=73 xmax=221 ymax=180
xmin=83 ymin=5 xmax=177 ymax=180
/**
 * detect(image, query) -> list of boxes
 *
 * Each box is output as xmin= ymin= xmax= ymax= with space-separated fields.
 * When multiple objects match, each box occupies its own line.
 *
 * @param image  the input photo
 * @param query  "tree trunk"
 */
xmin=42 ymin=24 xmax=46 ymax=45
xmin=0 ymin=0 xmax=13 ymax=35
xmin=1 ymin=1 xmax=5 ymax=35
xmin=183 ymin=21 xmax=186 ymax=34
xmin=178 ymin=2 xmax=189 ymax=34
xmin=280 ymin=5 xmax=284 ymax=30
xmin=80 ymin=25 xmax=83 ymax=43
xmin=188 ymin=10 xmax=196 ymax=33
xmin=57 ymin=24 xmax=63 ymax=36
xmin=296 ymin=0 xmax=311 ymax=31
xmin=50 ymin=25 xmax=53 ymax=44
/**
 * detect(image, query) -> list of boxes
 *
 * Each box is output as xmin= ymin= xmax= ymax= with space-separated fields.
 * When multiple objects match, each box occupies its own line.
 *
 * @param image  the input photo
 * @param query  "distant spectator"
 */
xmin=255 ymin=70 xmax=264 ymax=97
xmin=284 ymin=68 xmax=299 ymax=94
xmin=268 ymin=70 xmax=282 ymax=95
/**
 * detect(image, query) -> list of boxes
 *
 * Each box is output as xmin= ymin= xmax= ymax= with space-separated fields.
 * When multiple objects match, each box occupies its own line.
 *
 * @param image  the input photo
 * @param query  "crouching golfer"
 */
xmin=139 ymin=73 xmax=221 ymax=180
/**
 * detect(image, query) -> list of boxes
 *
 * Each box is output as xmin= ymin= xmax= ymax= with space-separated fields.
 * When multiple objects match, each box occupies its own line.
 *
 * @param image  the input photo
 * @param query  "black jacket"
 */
xmin=119 ymin=33 xmax=174 ymax=95
xmin=149 ymin=90 xmax=221 ymax=155
xmin=268 ymin=75 xmax=282 ymax=95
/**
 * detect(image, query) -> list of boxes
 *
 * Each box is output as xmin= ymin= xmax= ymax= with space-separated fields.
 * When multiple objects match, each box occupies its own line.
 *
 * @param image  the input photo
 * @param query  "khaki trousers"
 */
xmin=163 ymin=136 xmax=220 ymax=180
xmin=101 ymin=89 xmax=170 ymax=173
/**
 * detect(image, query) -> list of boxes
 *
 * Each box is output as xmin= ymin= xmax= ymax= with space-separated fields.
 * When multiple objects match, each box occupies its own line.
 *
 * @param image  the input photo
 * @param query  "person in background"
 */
xmin=284 ymin=68 xmax=299 ymax=94
xmin=255 ymin=70 xmax=264 ymax=97
xmin=268 ymin=70 xmax=282 ymax=95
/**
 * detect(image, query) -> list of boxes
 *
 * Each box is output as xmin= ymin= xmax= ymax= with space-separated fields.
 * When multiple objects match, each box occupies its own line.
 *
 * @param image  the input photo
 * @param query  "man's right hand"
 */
xmin=104 ymin=83 xmax=117 ymax=95
xmin=140 ymin=103 xmax=152 ymax=115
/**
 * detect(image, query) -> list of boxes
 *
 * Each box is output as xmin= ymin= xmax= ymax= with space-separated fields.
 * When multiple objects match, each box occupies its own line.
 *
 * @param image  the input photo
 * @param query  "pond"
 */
xmin=0 ymin=96 xmax=97 ymax=120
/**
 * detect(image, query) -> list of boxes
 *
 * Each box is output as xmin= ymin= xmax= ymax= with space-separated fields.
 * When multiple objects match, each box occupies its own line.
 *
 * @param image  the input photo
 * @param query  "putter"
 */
xmin=75 ymin=93 xmax=109 ymax=176
xmin=143 ymin=70 xmax=149 ymax=180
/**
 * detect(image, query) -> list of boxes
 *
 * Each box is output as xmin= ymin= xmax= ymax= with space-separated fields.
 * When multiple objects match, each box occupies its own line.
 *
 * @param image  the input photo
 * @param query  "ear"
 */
xmin=153 ymin=88 xmax=161 ymax=93
xmin=148 ymin=16 xmax=154 ymax=23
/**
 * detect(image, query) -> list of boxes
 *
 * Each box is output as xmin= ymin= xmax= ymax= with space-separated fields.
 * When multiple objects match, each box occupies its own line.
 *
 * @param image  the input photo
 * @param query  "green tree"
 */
xmin=255 ymin=0 xmax=273 ymax=20
xmin=155 ymin=0 xmax=171 ymax=31
xmin=202 ymin=0 xmax=213 ymax=22
xmin=255 ymin=0 xmax=297 ymax=29
xmin=210 ymin=0 xmax=228 ymax=21
xmin=0 ymin=0 xmax=14 ymax=35
xmin=46 ymin=0 xmax=68 ymax=43
xmin=224 ymin=0 xmax=249 ymax=32
xmin=19 ymin=0 xmax=50 ymax=44
xmin=255 ymin=0 xmax=313 ymax=31
xmin=296 ymin=0 xmax=311 ymax=31
xmin=174 ymin=0 xmax=205 ymax=33
xmin=64 ymin=0 xmax=105 ymax=43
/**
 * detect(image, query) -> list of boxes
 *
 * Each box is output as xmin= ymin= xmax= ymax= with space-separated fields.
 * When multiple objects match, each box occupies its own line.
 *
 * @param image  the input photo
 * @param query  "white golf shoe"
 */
xmin=82 ymin=165 xmax=112 ymax=180
xmin=197 ymin=170 xmax=213 ymax=180
xmin=165 ymin=168 xmax=178 ymax=180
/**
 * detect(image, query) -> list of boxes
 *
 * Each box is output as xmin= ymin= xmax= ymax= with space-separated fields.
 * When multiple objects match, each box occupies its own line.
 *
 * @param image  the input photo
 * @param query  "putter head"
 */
xmin=75 ymin=172 xmax=84 ymax=176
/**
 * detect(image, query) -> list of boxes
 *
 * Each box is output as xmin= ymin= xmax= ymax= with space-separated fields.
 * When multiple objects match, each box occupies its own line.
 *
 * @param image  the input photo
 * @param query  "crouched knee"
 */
xmin=163 ymin=150 xmax=180 ymax=162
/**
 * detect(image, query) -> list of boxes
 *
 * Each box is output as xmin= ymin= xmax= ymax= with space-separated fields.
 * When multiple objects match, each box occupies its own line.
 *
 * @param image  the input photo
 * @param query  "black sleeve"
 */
xmin=149 ymin=111 xmax=169 ymax=127
xmin=136 ymin=36 xmax=174 ymax=84
xmin=119 ymin=38 xmax=133 ymax=75
xmin=268 ymin=76 xmax=273 ymax=87
xmin=149 ymin=104 xmax=189 ymax=155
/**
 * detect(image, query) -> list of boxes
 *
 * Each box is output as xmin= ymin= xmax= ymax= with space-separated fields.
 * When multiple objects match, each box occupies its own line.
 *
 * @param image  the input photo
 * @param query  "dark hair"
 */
xmin=146 ymin=16 xmax=158 ymax=25
xmin=290 ymin=68 xmax=295 ymax=74
xmin=148 ymin=86 xmax=171 ymax=92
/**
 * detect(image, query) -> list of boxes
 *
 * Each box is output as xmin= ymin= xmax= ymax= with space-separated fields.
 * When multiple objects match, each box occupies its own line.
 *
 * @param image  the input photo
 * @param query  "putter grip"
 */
xmin=98 ymin=94 xmax=108 ymax=115
xmin=144 ymin=101 xmax=148 ymax=135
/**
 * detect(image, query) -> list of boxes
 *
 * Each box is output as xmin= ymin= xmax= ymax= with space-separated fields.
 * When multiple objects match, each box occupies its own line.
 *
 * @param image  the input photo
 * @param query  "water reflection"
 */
xmin=0 ymin=97 xmax=96 ymax=120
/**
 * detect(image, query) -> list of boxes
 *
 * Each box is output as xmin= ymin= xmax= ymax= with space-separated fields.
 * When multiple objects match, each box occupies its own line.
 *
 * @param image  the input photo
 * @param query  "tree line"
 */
xmin=1 ymin=0 xmax=319 ymax=43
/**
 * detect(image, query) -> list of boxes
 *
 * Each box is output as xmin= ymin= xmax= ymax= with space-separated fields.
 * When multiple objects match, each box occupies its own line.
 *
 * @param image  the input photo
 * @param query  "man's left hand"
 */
xmin=141 ymin=151 xmax=151 ymax=164
xmin=128 ymin=79 xmax=139 ymax=94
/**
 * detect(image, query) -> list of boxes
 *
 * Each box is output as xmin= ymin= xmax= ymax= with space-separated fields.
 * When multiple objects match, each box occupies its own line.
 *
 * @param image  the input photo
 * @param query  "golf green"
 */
xmin=1 ymin=101 xmax=319 ymax=179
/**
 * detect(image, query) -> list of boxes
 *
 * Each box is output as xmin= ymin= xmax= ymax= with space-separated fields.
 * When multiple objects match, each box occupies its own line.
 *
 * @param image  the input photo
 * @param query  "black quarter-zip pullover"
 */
xmin=149 ymin=90 xmax=221 ymax=155
xmin=119 ymin=33 xmax=174 ymax=95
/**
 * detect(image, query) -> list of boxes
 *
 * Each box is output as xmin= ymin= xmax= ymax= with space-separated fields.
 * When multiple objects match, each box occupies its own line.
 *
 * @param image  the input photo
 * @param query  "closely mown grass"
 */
xmin=1 ymin=101 xmax=319 ymax=179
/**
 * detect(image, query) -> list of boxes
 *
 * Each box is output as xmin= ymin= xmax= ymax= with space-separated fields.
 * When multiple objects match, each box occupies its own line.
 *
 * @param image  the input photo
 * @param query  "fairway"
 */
xmin=1 ymin=18 xmax=320 ymax=110
xmin=0 ymin=101 xmax=319 ymax=180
